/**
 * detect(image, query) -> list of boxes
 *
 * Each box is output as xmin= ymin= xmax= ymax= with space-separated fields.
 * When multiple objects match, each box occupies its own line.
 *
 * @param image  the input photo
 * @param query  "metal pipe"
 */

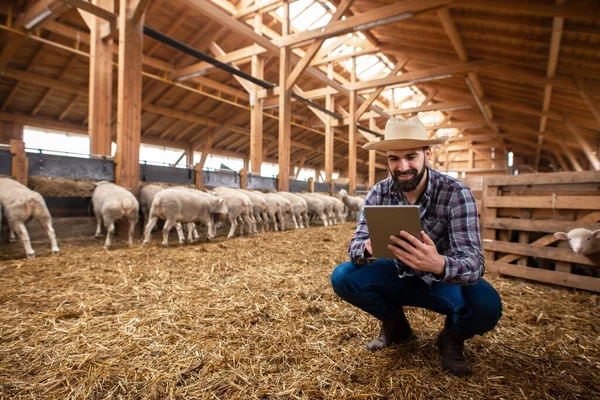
xmin=143 ymin=25 xmax=383 ymax=138
xmin=143 ymin=25 xmax=274 ymax=89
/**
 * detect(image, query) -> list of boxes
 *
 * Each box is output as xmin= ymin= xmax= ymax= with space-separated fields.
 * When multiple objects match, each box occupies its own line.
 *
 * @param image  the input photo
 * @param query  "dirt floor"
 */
xmin=0 ymin=223 xmax=599 ymax=399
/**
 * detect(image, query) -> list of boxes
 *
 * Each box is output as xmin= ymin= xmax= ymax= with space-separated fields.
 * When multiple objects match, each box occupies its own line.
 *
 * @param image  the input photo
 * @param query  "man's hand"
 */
xmin=388 ymin=230 xmax=445 ymax=276
xmin=364 ymin=239 xmax=373 ymax=257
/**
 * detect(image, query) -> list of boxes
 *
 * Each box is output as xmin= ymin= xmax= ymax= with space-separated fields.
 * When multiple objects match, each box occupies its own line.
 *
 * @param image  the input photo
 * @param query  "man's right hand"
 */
xmin=365 ymin=239 xmax=373 ymax=257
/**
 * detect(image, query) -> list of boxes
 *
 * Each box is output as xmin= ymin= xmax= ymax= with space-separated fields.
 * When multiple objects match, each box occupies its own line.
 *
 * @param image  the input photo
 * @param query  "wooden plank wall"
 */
xmin=481 ymin=171 xmax=600 ymax=293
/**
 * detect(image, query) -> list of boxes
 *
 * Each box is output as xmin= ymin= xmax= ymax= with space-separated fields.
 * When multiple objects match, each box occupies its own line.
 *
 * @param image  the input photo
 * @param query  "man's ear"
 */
xmin=424 ymin=147 xmax=432 ymax=161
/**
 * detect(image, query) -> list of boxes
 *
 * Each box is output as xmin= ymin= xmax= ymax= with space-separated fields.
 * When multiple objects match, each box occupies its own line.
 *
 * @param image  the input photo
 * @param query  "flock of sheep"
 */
xmin=1 ymin=177 xmax=598 ymax=260
xmin=0 ymin=178 xmax=365 ymax=259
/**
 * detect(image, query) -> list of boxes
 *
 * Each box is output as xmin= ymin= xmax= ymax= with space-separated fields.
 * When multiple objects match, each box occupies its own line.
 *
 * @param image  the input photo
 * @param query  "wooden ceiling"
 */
xmin=0 ymin=0 xmax=599 ymax=176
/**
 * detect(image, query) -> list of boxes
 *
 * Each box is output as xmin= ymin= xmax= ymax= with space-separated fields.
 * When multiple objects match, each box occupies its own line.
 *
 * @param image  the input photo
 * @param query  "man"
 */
xmin=330 ymin=117 xmax=502 ymax=377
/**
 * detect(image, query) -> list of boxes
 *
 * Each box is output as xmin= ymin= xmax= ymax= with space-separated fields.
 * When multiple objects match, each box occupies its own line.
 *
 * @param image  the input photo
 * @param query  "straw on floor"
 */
xmin=0 ymin=223 xmax=598 ymax=399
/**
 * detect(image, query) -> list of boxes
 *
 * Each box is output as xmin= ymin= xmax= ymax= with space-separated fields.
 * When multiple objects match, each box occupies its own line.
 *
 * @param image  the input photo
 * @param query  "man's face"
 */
xmin=388 ymin=148 xmax=430 ymax=192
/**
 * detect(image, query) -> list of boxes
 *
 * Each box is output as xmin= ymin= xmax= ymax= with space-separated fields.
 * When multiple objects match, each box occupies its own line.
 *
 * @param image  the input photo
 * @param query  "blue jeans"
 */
xmin=331 ymin=259 xmax=502 ymax=339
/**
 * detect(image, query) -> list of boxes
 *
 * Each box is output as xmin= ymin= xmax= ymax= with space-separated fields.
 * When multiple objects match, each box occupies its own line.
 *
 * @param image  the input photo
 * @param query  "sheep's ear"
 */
xmin=593 ymin=229 xmax=600 ymax=239
xmin=554 ymin=232 xmax=569 ymax=240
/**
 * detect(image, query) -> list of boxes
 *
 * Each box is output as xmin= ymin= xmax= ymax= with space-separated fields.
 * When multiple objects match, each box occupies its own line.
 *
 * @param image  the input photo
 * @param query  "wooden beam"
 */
xmin=0 ymin=111 xmax=88 ymax=134
xmin=2 ymin=67 xmax=88 ymax=96
xmin=132 ymin=0 xmax=151 ymax=24
xmin=537 ymin=7 xmax=564 ymax=170
xmin=285 ymin=0 xmax=354 ymax=90
xmin=356 ymin=61 xmax=406 ymax=119
xmin=387 ymin=101 xmax=472 ymax=116
xmin=234 ymin=0 xmax=281 ymax=19
xmin=451 ymin=0 xmax=600 ymax=21
xmin=250 ymin=13 xmax=263 ymax=174
xmin=115 ymin=0 xmax=144 ymax=194
xmin=276 ymin=0 xmax=450 ymax=48
xmin=181 ymin=0 xmax=279 ymax=53
xmin=563 ymin=115 xmax=600 ymax=170
xmin=347 ymin=59 xmax=499 ymax=91
xmin=574 ymin=76 xmax=600 ymax=128
xmin=173 ymin=44 xmax=266 ymax=80
xmin=277 ymin=1 xmax=291 ymax=192
xmin=207 ymin=42 xmax=253 ymax=93
xmin=348 ymin=55 xmax=357 ymax=195
xmin=311 ymin=46 xmax=381 ymax=67
xmin=39 ymin=20 xmax=173 ymax=71
xmin=0 ymin=121 xmax=23 ymax=144
xmin=88 ymin=0 xmax=114 ymax=156
xmin=325 ymin=63 xmax=335 ymax=182
xmin=62 ymin=0 xmax=117 ymax=24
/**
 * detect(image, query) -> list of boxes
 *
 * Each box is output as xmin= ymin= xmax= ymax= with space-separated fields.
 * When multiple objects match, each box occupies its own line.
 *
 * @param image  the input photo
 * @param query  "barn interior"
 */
xmin=0 ymin=0 xmax=599 ymax=398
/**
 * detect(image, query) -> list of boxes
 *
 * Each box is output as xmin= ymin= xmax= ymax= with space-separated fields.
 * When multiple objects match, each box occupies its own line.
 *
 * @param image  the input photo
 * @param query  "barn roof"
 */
xmin=0 ymin=0 xmax=599 ymax=176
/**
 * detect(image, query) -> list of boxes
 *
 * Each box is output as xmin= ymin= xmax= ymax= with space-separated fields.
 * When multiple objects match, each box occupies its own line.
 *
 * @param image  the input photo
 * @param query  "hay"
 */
xmin=0 ymin=224 xmax=598 ymax=399
xmin=28 ymin=176 xmax=97 ymax=197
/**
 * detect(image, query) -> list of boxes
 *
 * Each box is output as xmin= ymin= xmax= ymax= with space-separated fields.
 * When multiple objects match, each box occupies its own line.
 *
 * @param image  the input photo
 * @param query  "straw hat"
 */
xmin=363 ymin=116 xmax=448 ymax=151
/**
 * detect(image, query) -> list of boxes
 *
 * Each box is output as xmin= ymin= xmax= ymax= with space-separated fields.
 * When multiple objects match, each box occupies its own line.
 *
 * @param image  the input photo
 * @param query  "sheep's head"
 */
xmin=338 ymin=189 xmax=348 ymax=198
xmin=554 ymin=228 xmax=600 ymax=255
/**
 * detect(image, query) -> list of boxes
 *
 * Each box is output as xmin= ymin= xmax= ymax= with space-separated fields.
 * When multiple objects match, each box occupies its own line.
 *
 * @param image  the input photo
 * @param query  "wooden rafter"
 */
xmin=285 ymin=0 xmax=354 ymax=90
xmin=276 ymin=0 xmax=451 ymax=47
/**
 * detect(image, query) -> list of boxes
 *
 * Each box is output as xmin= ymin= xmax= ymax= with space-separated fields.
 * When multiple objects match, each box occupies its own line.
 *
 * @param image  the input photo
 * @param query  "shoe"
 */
xmin=366 ymin=308 xmax=416 ymax=351
xmin=436 ymin=327 xmax=472 ymax=377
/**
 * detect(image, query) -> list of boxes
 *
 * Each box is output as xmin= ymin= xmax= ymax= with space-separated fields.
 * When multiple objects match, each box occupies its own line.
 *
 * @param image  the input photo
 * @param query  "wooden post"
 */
xmin=348 ymin=54 xmax=357 ymax=195
xmin=0 ymin=121 xmax=23 ymax=144
xmin=115 ymin=0 xmax=144 ymax=195
xmin=278 ymin=1 xmax=291 ymax=192
xmin=10 ymin=139 xmax=27 ymax=185
xmin=308 ymin=177 xmax=314 ymax=193
xmin=185 ymin=143 xmax=195 ymax=166
xmin=368 ymin=118 xmax=376 ymax=189
xmin=195 ymin=163 xmax=204 ymax=190
xmin=250 ymin=13 xmax=264 ymax=174
xmin=481 ymin=178 xmax=498 ymax=261
xmin=325 ymin=61 xmax=335 ymax=182
xmin=329 ymin=179 xmax=335 ymax=196
xmin=240 ymin=168 xmax=248 ymax=189
xmin=88 ymin=0 xmax=113 ymax=156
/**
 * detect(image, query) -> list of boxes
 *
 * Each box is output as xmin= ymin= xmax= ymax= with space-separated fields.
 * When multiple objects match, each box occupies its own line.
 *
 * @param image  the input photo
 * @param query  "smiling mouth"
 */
xmin=395 ymin=174 xmax=414 ymax=180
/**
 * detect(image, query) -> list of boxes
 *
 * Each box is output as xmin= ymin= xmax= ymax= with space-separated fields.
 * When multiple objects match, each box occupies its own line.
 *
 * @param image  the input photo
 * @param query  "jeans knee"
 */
xmin=475 ymin=296 xmax=503 ymax=333
xmin=330 ymin=262 xmax=356 ymax=299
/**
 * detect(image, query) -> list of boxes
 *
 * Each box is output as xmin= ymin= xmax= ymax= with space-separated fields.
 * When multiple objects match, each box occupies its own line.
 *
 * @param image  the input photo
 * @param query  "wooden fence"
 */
xmin=480 ymin=171 xmax=600 ymax=293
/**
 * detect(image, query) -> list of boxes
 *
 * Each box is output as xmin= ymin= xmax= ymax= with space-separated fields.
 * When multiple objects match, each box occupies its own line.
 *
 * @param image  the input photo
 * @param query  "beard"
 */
xmin=390 ymin=163 xmax=427 ymax=193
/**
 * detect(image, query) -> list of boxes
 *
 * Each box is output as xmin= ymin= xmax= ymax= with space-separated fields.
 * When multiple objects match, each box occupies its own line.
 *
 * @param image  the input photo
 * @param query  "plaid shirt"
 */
xmin=349 ymin=167 xmax=484 ymax=286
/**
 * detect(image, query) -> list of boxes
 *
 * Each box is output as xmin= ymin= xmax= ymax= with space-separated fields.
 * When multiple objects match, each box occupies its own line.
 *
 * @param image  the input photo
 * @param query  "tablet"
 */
xmin=364 ymin=205 xmax=422 ymax=259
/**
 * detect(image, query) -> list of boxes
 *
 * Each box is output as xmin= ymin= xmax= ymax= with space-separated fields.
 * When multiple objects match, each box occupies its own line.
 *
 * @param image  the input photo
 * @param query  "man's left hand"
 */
xmin=388 ymin=230 xmax=445 ymax=276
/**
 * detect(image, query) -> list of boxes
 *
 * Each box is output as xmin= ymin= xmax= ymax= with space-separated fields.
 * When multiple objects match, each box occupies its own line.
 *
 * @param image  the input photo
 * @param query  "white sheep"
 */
xmin=338 ymin=189 xmax=364 ymax=221
xmin=0 ymin=178 xmax=60 ymax=258
xmin=91 ymin=181 xmax=140 ymax=248
xmin=554 ymin=228 xmax=600 ymax=255
xmin=143 ymin=188 xmax=227 ymax=246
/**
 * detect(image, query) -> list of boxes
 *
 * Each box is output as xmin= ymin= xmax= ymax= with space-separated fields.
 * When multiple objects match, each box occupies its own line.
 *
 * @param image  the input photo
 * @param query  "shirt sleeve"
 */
xmin=433 ymin=188 xmax=485 ymax=285
xmin=348 ymin=185 xmax=379 ymax=265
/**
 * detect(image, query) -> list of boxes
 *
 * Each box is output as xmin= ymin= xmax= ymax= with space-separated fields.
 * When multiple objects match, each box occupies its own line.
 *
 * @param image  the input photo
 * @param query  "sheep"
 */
xmin=265 ymin=193 xmax=297 ymax=230
xmin=311 ymin=193 xmax=337 ymax=225
xmin=338 ymin=189 xmax=364 ymax=221
xmin=238 ymin=189 xmax=269 ymax=233
xmin=250 ymin=191 xmax=283 ymax=231
xmin=295 ymin=193 xmax=328 ymax=227
xmin=0 ymin=178 xmax=60 ymax=258
xmin=211 ymin=191 xmax=254 ymax=238
xmin=554 ymin=228 xmax=600 ymax=255
xmin=140 ymin=184 xmax=164 ymax=229
xmin=211 ymin=187 xmax=259 ymax=235
xmin=143 ymin=188 xmax=227 ymax=246
xmin=91 ymin=181 xmax=139 ymax=248
xmin=276 ymin=191 xmax=309 ymax=229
